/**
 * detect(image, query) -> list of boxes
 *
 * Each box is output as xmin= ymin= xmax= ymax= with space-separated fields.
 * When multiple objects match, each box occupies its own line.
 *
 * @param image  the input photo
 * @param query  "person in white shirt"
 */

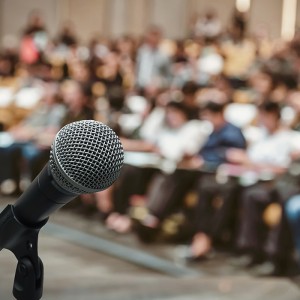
xmin=230 ymin=101 xmax=300 ymax=275
xmin=136 ymin=26 xmax=172 ymax=96
xmin=104 ymin=101 xmax=210 ymax=233
xmin=193 ymin=10 xmax=222 ymax=40
xmin=0 ymin=82 xmax=66 ymax=194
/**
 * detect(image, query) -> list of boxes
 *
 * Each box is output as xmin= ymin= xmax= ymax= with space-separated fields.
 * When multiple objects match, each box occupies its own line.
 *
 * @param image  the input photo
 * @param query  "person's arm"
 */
xmin=34 ymin=126 xmax=60 ymax=147
xmin=225 ymin=148 xmax=287 ymax=175
xmin=120 ymin=137 xmax=157 ymax=152
xmin=226 ymin=148 xmax=249 ymax=165
xmin=177 ymin=153 xmax=204 ymax=169
xmin=9 ymin=124 xmax=37 ymax=141
xmin=208 ymin=126 xmax=247 ymax=164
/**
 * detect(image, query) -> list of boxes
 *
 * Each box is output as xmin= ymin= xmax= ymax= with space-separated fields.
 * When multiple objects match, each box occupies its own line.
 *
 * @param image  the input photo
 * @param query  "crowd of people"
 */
xmin=2 ymin=8 xmax=300 ymax=276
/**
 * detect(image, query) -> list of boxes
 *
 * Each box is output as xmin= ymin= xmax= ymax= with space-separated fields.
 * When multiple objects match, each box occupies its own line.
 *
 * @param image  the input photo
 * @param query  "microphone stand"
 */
xmin=0 ymin=205 xmax=48 ymax=300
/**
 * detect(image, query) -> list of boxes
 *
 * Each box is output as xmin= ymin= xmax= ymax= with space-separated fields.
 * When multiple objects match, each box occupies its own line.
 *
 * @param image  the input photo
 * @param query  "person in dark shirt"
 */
xmin=188 ymin=101 xmax=246 ymax=258
xmin=181 ymin=81 xmax=201 ymax=120
xmin=199 ymin=101 xmax=246 ymax=167
xmin=56 ymin=21 xmax=78 ymax=47
xmin=200 ymin=122 xmax=246 ymax=163
xmin=134 ymin=101 xmax=247 ymax=246
xmin=175 ymin=100 xmax=246 ymax=170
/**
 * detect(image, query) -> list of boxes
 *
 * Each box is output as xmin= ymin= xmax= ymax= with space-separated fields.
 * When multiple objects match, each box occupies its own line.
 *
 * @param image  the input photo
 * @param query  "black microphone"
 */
xmin=0 ymin=120 xmax=124 ymax=300
xmin=13 ymin=119 xmax=124 ymax=226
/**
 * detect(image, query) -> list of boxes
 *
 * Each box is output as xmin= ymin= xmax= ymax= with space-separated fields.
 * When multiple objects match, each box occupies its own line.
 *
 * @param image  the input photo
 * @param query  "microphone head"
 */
xmin=49 ymin=120 xmax=124 ymax=194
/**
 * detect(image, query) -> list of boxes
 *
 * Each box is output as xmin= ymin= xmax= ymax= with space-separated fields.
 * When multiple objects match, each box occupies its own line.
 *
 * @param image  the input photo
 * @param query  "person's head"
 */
xmin=230 ymin=9 xmax=247 ymax=41
xmin=41 ymin=81 xmax=60 ymax=105
xmin=61 ymin=80 xmax=90 ymax=114
xmin=0 ymin=54 xmax=14 ymax=76
xmin=181 ymin=81 xmax=199 ymax=106
xmin=182 ymin=81 xmax=199 ymax=97
xmin=288 ymin=91 xmax=300 ymax=113
xmin=116 ymin=35 xmax=135 ymax=56
xmin=165 ymin=101 xmax=189 ymax=129
xmin=60 ymin=20 xmax=76 ymax=36
xmin=249 ymin=69 xmax=275 ymax=96
xmin=27 ymin=10 xmax=45 ymax=30
xmin=204 ymin=9 xmax=218 ymax=21
xmin=59 ymin=20 xmax=77 ymax=46
xmin=28 ymin=60 xmax=53 ymax=81
xmin=145 ymin=25 xmax=162 ymax=48
xmin=279 ymin=71 xmax=298 ymax=91
xmin=70 ymin=61 xmax=91 ymax=83
xmin=103 ymin=50 xmax=120 ymax=68
xmin=258 ymin=101 xmax=281 ymax=133
xmin=200 ymin=101 xmax=226 ymax=129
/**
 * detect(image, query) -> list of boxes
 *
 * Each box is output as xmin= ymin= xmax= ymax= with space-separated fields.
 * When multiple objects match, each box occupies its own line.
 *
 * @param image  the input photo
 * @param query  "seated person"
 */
xmin=103 ymin=100 xmax=210 ymax=233
xmin=230 ymin=101 xmax=300 ymax=275
xmin=133 ymin=100 xmax=246 ymax=245
xmin=60 ymin=80 xmax=94 ymax=126
xmin=0 ymin=81 xmax=66 ymax=192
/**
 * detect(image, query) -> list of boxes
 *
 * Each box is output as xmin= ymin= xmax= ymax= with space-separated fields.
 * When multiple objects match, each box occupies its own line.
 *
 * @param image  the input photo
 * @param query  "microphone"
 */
xmin=0 ymin=120 xmax=123 ymax=300
xmin=13 ymin=119 xmax=124 ymax=226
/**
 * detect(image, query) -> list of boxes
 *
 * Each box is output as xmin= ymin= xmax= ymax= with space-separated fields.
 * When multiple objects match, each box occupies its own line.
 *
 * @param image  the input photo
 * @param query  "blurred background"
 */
xmin=2 ymin=0 xmax=300 ymax=299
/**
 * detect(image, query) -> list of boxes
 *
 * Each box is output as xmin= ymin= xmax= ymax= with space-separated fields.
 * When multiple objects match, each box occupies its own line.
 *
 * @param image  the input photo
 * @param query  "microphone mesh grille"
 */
xmin=49 ymin=120 xmax=124 ymax=194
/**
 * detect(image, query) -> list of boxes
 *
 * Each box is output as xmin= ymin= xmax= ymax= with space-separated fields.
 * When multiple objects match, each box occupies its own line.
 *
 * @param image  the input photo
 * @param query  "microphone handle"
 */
xmin=14 ymin=163 xmax=76 ymax=227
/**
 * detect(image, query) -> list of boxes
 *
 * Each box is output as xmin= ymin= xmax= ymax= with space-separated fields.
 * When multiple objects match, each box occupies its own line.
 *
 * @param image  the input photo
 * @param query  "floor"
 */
xmin=0 ymin=197 xmax=300 ymax=300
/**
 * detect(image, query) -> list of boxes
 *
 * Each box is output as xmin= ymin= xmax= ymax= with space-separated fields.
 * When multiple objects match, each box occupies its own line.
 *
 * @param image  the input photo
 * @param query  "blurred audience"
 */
xmin=0 ymin=81 xmax=65 ymax=192
xmin=229 ymin=102 xmax=300 ymax=275
xmin=131 ymin=101 xmax=246 ymax=246
xmin=107 ymin=100 xmax=209 ymax=233
xmin=2 ymin=7 xmax=300 ymax=277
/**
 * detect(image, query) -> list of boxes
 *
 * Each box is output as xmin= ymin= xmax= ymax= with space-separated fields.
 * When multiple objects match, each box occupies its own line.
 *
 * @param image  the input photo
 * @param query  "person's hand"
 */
xmin=226 ymin=148 xmax=249 ymax=165
xmin=34 ymin=128 xmax=58 ymax=148
xmin=80 ymin=194 xmax=95 ymax=205
xmin=290 ymin=150 xmax=300 ymax=161
xmin=10 ymin=126 xmax=35 ymax=142
xmin=178 ymin=155 xmax=204 ymax=169
xmin=120 ymin=138 xmax=157 ymax=152
xmin=144 ymin=83 xmax=160 ymax=98
xmin=95 ymin=188 xmax=113 ymax=214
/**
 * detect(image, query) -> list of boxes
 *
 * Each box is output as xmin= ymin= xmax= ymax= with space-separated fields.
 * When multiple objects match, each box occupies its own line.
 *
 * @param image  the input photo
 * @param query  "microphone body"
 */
xmin=13 ymin=163 xmax=75 ymax=226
